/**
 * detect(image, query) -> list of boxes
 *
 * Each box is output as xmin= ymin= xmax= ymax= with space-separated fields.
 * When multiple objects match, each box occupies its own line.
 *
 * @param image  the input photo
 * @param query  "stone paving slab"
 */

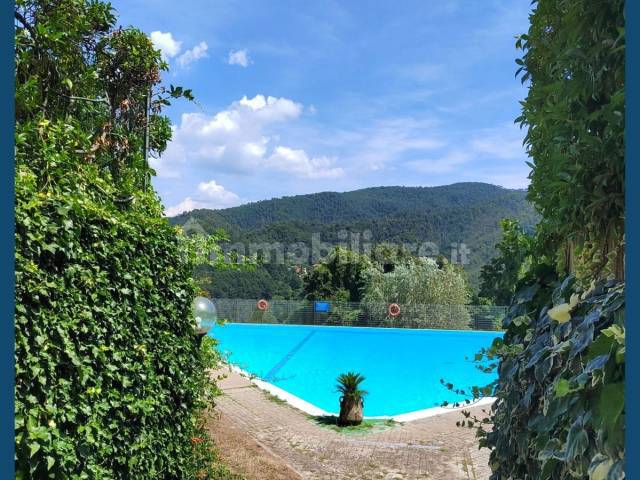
xmin=209 ymin=368 xmax=492 ymax=480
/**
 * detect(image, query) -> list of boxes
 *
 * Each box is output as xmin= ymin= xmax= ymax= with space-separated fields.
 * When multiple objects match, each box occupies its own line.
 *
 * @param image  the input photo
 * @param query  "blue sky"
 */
xmin=111 ymin=0 xmax=534 ymax=215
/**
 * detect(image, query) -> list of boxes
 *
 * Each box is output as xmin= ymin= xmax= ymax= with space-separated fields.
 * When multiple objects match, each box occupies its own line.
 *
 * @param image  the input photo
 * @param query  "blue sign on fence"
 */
xmin=314 ymin=301 xmax=330 ymax=313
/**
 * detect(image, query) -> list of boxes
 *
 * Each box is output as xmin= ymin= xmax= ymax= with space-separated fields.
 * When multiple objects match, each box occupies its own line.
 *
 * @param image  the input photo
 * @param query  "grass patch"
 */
xmin=312 ymin=415 xmax=400 ymax=434
xmin=260 ymin=389 xmax=288 ymax=406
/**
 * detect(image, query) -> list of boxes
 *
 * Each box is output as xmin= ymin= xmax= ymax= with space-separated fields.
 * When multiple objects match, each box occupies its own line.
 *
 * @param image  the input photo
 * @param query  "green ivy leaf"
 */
xmin=565 ymin=420 xmax=589 ymax=461
xmin=29 ymin=443 xmax=40 ymax=457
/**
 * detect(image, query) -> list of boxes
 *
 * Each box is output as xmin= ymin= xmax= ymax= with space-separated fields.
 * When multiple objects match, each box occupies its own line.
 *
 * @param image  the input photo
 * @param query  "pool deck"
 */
xmin=207 ymin=367 xmax=493 ymax=480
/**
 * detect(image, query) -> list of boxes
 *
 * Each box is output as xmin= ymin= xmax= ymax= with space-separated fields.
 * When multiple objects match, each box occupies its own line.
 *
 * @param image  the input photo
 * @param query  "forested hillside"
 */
xmin=171 ymin=183 xmax=538 ymax=298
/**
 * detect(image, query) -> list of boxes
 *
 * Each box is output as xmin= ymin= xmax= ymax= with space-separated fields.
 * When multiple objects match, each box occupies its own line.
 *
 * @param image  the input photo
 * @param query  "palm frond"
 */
xmin=336 ymin=372 xmax=367 ymax=399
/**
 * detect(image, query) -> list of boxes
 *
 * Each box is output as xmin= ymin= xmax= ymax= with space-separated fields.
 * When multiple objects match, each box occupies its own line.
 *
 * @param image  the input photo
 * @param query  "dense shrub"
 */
xmin=461 ymin=1 xmax=626 ymax=477
xmin=363 ymin=258 xmax=469 ymax=306
xmin=14 ymin=1 xmax=232 ymax=478
xmin=302 ymin=247 xmax=373 ymax=302
xmin=517 ymin=0 xmax=625 ymax=280
xmin=479 ymin=219 xmax=536 ymax=305
xmin=15 ymin=163 xmax=210 ymax=478
xmin=475 ymin=277 xmax=625 ymax=479
xmin=362 ymin=259 xmax=470 ymax=326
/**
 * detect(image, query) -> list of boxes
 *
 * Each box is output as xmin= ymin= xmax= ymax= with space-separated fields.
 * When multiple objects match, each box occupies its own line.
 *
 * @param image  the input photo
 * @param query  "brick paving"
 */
xmin=209 ymin=368 xmax=492 ymax=480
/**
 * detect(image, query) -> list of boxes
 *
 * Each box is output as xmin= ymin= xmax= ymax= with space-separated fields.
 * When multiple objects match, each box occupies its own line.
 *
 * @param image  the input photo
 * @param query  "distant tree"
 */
xmin=478 ymin=219 xmax=535 ymax=305
xmin=362 ymin=258 xmax=469 ymax=306
xmin=302 ymin=247 xmax=372 ymax=301
xmin=370 ymin=243 xmax=415 ymax=272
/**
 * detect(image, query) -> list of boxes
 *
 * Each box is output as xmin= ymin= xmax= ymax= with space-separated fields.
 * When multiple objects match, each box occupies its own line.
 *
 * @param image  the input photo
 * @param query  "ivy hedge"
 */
xmin=481 ymin=276 xmax=625 ymax=479
xmin=463 ymin=0 xmax=627 ymax=478
xmin=15 ymin=163 xmax=210 ymax=478
xmin=14 ymin=1 xmax=236 ymax=478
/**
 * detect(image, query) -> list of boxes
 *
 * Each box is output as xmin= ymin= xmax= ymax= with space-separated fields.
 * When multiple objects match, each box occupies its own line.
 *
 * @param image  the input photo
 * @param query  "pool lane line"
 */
xmin=263 ymin=330 xmax=316 ymax=382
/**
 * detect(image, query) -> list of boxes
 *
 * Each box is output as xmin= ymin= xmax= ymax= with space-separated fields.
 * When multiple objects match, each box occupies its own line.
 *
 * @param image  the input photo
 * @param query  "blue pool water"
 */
xmin=210 ymin=323 xmax=501 ymax=416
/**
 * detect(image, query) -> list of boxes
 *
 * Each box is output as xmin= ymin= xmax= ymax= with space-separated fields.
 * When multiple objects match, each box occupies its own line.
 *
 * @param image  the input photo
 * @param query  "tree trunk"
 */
xmin=338 ymin=397 xmax=363 ymax=426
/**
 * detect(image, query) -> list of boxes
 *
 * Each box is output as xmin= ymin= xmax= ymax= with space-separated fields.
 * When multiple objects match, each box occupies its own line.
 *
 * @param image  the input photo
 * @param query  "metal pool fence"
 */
xmin=213 ymin=298 xmax=508 ymax=331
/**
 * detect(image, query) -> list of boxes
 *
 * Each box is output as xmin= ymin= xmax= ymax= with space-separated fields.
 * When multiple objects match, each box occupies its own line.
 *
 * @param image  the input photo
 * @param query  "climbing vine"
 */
xmin=456 ymin=1 xmax=626 ymax=478
xmin=517 ymin=0 xmax=625 ymax=281
xmin=14 ymin=1 xmax=233 ymax=478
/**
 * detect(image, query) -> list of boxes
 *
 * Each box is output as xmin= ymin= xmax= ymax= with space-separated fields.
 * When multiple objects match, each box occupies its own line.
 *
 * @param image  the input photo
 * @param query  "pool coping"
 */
xmin=226 ymin=364 xmax=496 ymax=423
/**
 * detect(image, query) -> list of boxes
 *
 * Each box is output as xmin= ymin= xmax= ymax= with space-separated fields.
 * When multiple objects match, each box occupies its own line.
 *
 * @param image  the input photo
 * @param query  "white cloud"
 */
xmin=237 ymin=95 xmax=302 ymax=120
xmin=319 ymin=116 xmax=445 ymax=172
xmin=149 ymin=32 xmax=207 ymax=68
xmin=177 ymin=41 xmax=209 ymax=68
xmin=228 ymin=49 xmax=251 ymax=67
xmin=197 ymin=180 xmax=241 ymax=205
xmin=154 ymin=94 xmax=306 ymax=178
xmin=403 ymin=123 xmax=530 ymax=185
xmin=165 ymin=180 xmax=241 ymax=216
xmin=150 ymin=31 xmax=182 ymax=59
xmin=165 ymin=197 xmax=206 ymax=217
xmin=265 ymin=147 xmax=344 ymax=179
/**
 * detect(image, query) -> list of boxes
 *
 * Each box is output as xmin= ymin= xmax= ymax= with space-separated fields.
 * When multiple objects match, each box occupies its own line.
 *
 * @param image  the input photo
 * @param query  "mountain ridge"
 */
xmin=170 ymin=182 xmax=539 ymax=297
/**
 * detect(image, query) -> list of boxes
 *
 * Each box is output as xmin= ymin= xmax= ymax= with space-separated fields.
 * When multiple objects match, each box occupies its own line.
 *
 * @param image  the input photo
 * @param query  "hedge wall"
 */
xmin=14 ymin=154 xmax=219 ymax=479
xmin=481 ymin=275 xmax=625 ymax=479
xmin=14 ymin=1 xmax=232 ymax=478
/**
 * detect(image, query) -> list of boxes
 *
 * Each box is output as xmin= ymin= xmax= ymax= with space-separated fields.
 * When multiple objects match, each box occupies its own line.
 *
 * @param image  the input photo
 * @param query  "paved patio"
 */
xmin=207 ymin=368 xmax=493 ymax=480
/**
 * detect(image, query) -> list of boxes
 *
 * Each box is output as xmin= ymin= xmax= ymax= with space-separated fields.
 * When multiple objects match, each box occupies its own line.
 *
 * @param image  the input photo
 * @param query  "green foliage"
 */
xmin=200 ymin=264 xmax=302 ymax=300
xmin=517 ymin=0 xmax=625 ymax=280
xmin=14 ymin=1 xmax=231 ymax=478
xmin=298 ymin=249 xmax=473 ymax=326
xmin=469 ymin=277 xmax=625 ymax=479
xmin=360 ymin=258 xmax=471 ymax=327
xmin=14 ymin=163 xmax=220 ymax=479
xmin=465 ymin=2 xmax=627 ymax=477
xmin=303 ymin=247 xmax=373 ymax=302
xmin=336 ymin=372 xmax=367 ymax=401
xmin=363 ymin=258 xmax=469 ymax=307
xmin=479 ymin=219 xmax=538 ymax=305
xmin=369 ymin=243 xmax=416 ymax=269
xmin=171 ymin=183 xmax=539 ymax=295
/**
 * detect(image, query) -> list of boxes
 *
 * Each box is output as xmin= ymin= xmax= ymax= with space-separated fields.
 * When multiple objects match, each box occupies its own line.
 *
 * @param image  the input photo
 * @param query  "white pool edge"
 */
xmin=225 ymin=364 xmax=496 ymax=422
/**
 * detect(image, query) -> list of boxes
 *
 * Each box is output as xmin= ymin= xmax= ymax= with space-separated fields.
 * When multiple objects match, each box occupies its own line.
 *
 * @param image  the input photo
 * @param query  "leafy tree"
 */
xmin=302 ymin=247 xmax=373 ymax=302
xmin=370 ymin=243 xmax=415 ymax=271
xmin=359 ymin=258 xmax=471 ymax=328
xmin=454 ymin=1 xmax=626 ymax=478
xmin=517 ymin=0 xmax=625 ymax=281
xmin=198 ymin=264 xmax=302 ymax=300
xmin=14 ymin=1 xmax=233 ymax=478
xmin=362 ymin=258 xmax=469 ymax=307
xmin=478 ymin=219 xmax=536 ymax=305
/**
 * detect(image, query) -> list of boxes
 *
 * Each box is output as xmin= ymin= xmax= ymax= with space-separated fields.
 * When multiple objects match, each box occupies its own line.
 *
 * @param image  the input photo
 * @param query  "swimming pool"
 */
xmin=210 ymin=323 xmax=501 ymax=417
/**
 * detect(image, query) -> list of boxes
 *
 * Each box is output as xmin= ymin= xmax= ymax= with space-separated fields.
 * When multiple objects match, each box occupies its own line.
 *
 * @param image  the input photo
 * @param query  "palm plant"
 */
xmin=336 ymin=372 xmax=367 ymax=426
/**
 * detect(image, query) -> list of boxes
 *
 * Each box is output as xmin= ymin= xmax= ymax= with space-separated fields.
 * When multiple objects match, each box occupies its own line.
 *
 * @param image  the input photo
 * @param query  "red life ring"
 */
xmin=388 ymin=303 xmax=401 ymax=317
xmin=257 ymin=299 xmax=269 ymax=311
